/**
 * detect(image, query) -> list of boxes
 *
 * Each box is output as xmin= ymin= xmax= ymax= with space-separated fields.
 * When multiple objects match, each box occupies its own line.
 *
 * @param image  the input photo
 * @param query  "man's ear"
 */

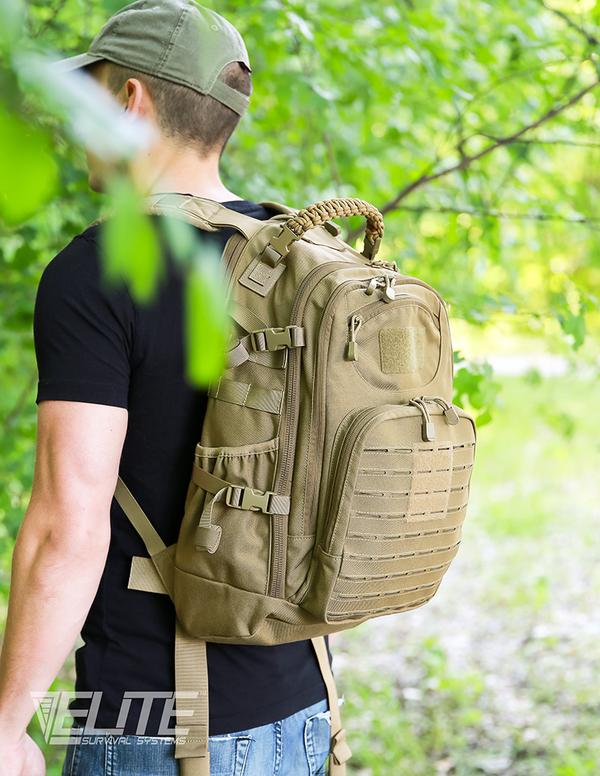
xmin=124 ymin=78 xmax=144 ymax=114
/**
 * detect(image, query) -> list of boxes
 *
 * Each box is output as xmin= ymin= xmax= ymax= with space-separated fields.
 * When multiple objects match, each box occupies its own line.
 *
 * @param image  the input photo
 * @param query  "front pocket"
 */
xmin=320 ymin=401 xmax=475 ymax=622
xmin=352 ymin=298 xmax=442 ymax=392
xmin=175 ymin=437 xmax=279 ymax=596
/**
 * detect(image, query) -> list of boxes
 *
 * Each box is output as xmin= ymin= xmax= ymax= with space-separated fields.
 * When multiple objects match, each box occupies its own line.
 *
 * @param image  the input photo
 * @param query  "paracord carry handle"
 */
xmin=258 ymin=197 xmax=385 ymax=266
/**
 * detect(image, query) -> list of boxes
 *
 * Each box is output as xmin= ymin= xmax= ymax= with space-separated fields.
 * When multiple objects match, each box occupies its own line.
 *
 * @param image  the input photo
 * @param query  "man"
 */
xmin=0 ymin=2 xmax=333 ymax=774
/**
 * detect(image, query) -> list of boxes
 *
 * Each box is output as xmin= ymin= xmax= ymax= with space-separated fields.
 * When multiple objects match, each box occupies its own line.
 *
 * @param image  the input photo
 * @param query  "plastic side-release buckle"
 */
xmin=226 ymin=486 xmax=276 ymax=513
xmin=251 ymin=325 xmax=305 ymax=352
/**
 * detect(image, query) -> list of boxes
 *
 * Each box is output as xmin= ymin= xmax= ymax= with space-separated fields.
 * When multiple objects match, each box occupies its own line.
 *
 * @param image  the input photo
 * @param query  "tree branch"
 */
xmin=540 ymin=1 xmax=599 ymax=48
xmin=477 ymin=134 xmax=600 ymax=149
xmin=389 ymin=203 xmax=600 ymax=229
xmin=347 ymin=77 xmax=600 ymax=242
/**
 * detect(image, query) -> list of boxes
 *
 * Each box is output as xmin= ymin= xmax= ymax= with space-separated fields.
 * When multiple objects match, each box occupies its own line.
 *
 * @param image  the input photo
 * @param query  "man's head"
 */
xmin=55 ymin=0 xmax=252 ymax=191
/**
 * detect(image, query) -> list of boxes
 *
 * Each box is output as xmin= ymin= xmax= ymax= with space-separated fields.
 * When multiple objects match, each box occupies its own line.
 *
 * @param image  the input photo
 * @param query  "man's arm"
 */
xmin=0 ymin=400 xmax=127 ymax=774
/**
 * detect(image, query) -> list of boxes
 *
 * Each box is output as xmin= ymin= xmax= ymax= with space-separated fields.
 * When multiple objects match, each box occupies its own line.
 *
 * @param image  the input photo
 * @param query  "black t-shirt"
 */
xmin=33 ymin=199 xmax=330 ymax=736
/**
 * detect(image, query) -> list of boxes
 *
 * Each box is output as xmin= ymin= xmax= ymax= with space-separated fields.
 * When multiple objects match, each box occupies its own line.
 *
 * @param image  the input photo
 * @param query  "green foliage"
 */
xmin=1 ymin=0 xmax=600 ymax=429
xmin=0 ymin=106 xmax=58 ymax=224
xmin=453 ymin=352 xmax=501 ymax=426
xmin=100 ymin=176 xmax=163 ymax=302
xmin=184 ymin=241 xmax=230 ymax=385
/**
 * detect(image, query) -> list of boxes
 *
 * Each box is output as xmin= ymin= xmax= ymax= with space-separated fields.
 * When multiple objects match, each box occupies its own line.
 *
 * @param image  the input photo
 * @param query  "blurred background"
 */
xmin=1 ymin=1 xmax=599 ymax=774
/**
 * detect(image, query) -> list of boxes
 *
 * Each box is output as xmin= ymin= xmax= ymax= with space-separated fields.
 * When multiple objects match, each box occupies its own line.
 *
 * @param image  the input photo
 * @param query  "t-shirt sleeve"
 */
xmin=33 ymin=230 xmax=135 ymax=409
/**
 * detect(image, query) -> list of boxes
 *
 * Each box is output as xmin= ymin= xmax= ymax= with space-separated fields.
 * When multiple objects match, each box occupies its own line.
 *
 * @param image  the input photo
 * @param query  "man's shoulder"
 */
xmin=37 ymin=221 xmax=134 ymax=317
xmin=220 ymin=199 xmax=274 ymax=223
xmin=38 ymin=222 xmax=103 ymax=290
xmin=41 ymin=199 xmax=272 ymax=286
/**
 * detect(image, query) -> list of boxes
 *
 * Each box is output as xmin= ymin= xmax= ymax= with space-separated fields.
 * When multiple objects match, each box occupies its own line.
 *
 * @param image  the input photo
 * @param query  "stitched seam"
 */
xmin=156 ymin=6 xmax=187 ymax=72
xmin=273 ymin=720 xmax=282 ymax=775
xmin=235 ymin=736 xmax=253 ymax=776
xmin=105 ymin=736 xmax=113 ymax=776
xmin=67 ymin=739 xmax=81 ymax=776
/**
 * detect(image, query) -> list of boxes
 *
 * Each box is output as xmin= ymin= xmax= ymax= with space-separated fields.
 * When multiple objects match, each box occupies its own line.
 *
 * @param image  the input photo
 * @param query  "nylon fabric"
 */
xmin=128 ymin=555 xmax=169 ymax=595
xmin=115 ymin=477 xmax=165 ymax=556
xmin=208 ymin=378 xmax=283 ymax=415
xmin=174 ymin=623 xmax=210 ymax=771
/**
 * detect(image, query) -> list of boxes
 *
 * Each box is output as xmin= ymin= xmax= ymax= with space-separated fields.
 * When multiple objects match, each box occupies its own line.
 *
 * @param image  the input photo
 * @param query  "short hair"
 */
xmin=93 ymin=60 xmax=252 ymax=157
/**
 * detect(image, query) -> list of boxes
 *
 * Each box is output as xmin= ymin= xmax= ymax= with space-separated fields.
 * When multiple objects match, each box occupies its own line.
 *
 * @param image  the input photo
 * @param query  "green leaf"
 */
xmin=557 ymin=306 xmax=586 ymax=350
xmin=99 ymin=176 xmax=162 ymax=303
xmin=0 ymin=107 xmax=58 ymax=225
xmin=184 ymin=243 xmax=230 ymax=386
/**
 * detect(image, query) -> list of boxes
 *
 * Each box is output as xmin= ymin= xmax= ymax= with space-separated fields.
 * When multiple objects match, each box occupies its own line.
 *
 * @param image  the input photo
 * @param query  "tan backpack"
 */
xmin=114 ymin=193 xmax=477 ymax=776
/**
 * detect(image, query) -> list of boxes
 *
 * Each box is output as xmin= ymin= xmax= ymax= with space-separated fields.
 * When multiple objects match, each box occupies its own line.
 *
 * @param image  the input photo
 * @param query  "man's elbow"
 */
xmin=16 ymin=497 xmax=112 ymax=568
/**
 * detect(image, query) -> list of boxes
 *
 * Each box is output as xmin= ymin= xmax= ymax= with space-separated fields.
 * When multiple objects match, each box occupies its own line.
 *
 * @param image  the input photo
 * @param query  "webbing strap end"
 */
xmin=331 ymin=727 xmax=352 ymax=764
xmin=194 ymin=523 xmax=222 ymax=554
xmin=177 ymin=755 xmax=211 ymax=776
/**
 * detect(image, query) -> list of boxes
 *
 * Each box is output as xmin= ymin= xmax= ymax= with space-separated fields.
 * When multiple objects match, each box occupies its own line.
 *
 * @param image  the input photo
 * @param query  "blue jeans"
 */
xmin=61 ymin=697 xmax=330 ymax=776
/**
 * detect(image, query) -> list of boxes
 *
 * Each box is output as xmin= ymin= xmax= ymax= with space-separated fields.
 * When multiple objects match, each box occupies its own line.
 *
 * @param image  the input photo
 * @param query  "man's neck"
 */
xmin=137 ymin=143 xmax=243 ymax=203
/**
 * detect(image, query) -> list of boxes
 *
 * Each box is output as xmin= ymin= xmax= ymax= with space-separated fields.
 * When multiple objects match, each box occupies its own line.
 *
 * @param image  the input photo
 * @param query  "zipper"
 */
xmin=346 ymin=314 xmax=363 ymax=361
xmin=408 ymin=398 xmax=436 ymax=441
xmin=357 ymin=293 xmax=435 ymax=325
xmin=267 ymin=261 xmax=351 ymax=597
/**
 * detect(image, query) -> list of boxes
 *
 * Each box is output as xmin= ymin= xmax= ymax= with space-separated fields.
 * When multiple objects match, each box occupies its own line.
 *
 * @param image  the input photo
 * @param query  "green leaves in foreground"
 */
xmin=163 ymin=216 xmax=230 ymax=386
xmin=100 ymin=176 xmax=162 ymax=303
xmin=0 ymin=0 xmax=24 ymax=52
xmin=99 ymin=179 xmax=229 ymax=386
xmin=184 ymin=252 xmax=229 ymax=386
xmin=0 ymin=106 xmax=58 ymax=225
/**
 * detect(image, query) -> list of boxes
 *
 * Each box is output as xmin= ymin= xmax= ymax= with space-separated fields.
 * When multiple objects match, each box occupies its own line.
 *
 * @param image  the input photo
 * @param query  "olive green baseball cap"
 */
xmin=54 ymin=0 xmax=252 ymax=116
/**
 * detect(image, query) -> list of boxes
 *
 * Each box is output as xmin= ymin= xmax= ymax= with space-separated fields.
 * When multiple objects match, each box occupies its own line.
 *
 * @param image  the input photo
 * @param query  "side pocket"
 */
xmin=176 ymin=437 xmax=279 ymax=596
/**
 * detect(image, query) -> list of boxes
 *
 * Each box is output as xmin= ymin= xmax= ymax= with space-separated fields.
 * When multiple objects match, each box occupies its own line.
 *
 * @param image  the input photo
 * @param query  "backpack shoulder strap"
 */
xmin=258 ymin=200 xmax=299 ymax=216
xmin=146 ymin=193 xmax=268 ymax=240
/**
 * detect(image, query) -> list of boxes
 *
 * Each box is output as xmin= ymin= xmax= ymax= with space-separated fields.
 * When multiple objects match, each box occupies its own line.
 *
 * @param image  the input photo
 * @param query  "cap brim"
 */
xmin=52 ymin=52 xmax=105 ymax=73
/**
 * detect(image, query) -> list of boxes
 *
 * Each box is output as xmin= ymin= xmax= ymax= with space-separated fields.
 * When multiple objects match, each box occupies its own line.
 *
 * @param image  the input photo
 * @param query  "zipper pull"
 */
xmin=421 ymin=396 xmax=459 ymax=425
xmin=346 ymin=314 xmax=362 ymax=361
xmin=383 ymin=274 xmax=396 ymax=302
xmin=441 ymin=400 xmax=459 ymax=425
xmin=365 ymin=277 xmax=379 ymax=296
xmin=409 ymin=398 xmax=436 ymax=441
